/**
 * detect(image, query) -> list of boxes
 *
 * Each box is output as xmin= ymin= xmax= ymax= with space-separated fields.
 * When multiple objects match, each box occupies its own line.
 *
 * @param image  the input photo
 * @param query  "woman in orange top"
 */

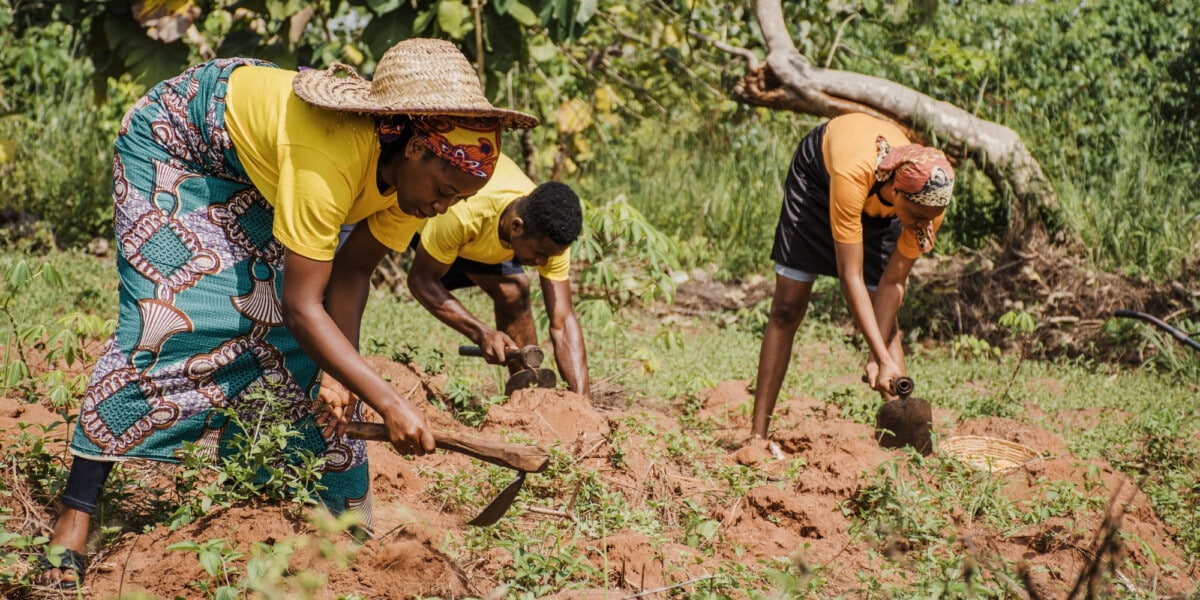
xmin=38 ymin=39 xmax=537 ymax=589
xmin=750 ymin=113 xmax=954 ymax=440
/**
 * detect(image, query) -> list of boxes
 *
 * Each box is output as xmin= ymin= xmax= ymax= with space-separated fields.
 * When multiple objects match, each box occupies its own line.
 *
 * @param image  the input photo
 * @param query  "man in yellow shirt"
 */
xmin=408 ymin=154 xmax=590 ymax=399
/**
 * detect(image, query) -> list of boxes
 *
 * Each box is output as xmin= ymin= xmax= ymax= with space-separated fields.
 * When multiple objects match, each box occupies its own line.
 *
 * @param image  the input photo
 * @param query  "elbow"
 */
xmin=407 ymin=275 xmax=428 ymax=304
xmin=281 ymin=297 xmax=311 ymax=337
xmin=407 ymin=274 xmax=439 ymax=310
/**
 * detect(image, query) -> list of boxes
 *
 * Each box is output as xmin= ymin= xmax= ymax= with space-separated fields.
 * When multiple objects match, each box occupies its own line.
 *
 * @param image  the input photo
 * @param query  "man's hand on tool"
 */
xmin=314 ymin=375 xmax=358 ymax=438
xmin=477 ymin=329 xmax=519 ymax=365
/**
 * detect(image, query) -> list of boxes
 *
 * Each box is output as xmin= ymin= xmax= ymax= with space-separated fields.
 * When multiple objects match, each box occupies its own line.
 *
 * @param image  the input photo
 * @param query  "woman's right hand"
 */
xmin=381 ymin=398 xmax=436 ymax=456
xmin=866 ymin=359 xmax=903 ymax=398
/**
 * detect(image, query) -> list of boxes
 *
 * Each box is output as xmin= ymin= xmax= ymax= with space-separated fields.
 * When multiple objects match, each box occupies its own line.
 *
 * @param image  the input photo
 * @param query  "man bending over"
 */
xmin=408 ymin=154 xmax=590 ymax=398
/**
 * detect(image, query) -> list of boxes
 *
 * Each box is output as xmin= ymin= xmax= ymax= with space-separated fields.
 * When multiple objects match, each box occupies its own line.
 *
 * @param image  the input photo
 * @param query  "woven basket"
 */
xmin=939 ymin=435 xmax=1042 ymax=473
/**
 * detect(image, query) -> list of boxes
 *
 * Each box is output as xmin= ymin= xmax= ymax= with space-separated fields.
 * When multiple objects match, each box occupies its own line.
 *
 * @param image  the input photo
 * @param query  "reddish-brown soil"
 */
xmin=2 ymin=355 xmax=1197 ymax=599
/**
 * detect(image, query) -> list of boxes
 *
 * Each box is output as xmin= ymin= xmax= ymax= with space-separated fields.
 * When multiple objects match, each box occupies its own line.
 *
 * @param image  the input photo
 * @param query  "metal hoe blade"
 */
xmin=468 ymin=471 xmax=526 ymax=527
xmin=503 ymin=368 xmax=558 ymax=395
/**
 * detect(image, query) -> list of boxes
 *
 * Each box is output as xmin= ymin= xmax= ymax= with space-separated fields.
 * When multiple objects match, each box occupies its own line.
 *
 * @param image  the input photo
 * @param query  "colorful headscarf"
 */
xmin=874 ymin=137 xmax=955 ymax=208
xmin=379 ymin=117 xmax=501 ymax=178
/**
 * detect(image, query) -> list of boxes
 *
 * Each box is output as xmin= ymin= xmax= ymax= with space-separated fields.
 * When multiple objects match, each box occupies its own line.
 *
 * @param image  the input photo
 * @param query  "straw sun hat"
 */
xmin=293 ymin=38 xmax=538 ymax=129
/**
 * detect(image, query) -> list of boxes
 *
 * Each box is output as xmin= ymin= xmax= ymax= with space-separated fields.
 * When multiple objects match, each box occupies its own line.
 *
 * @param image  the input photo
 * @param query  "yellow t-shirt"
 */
xmin=224 ymin=66 xmax=422 ymax=260
xmin=419 ymin=155 xmax=571 ymax=281
xmin=822 ymin=112 xmax=944 ymax=259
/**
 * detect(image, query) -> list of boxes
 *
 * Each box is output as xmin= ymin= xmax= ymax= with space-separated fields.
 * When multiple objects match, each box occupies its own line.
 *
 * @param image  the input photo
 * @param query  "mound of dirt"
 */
xmin=481 ymin=387 xmax=610 ymax=449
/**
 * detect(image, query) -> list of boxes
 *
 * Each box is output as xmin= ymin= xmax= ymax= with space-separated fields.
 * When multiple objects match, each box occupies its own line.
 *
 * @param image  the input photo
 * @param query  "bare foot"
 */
xmin=733 ymin=437 xmax=785 ymax=466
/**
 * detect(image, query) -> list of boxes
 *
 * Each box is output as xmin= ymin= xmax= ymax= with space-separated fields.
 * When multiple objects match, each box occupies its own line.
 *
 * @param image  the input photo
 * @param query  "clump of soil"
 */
xmin=2 ymin=356 xmax=1197 ymax=599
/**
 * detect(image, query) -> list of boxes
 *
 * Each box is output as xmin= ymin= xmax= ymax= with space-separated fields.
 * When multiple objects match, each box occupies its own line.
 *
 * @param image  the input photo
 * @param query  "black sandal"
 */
xmin=35 ymin=547 xmax=86 ymax=590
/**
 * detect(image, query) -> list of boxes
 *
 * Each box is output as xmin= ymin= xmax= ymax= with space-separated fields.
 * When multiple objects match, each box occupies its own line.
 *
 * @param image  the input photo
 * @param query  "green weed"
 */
xmin=167 ymin=388 xmax=330 ymax=529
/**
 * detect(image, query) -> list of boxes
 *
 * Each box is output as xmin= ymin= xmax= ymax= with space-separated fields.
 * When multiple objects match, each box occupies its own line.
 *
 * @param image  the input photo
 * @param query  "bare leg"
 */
xmin=751 ymin=275 xmax=815 ymax=439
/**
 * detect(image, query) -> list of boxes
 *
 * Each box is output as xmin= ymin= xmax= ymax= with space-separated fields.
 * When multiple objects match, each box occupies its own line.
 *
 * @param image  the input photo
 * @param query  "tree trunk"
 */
xmin=734 ymin=0 xmax=1061 ymax=240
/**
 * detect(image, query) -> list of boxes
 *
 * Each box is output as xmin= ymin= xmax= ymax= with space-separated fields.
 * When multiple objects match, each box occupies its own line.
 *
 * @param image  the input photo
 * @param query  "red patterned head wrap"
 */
xmin=379 ymin=117 xmax=501 ymax=178
xmin=874 ymin=137 xmax=955 ymax=207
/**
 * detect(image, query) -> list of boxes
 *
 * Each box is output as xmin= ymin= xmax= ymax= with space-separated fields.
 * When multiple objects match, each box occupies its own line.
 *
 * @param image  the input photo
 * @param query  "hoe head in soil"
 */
xmin=459 ymin=344 xmax=558 ymax=395
xmin=874 ymin=376 xmax=933 ymax=455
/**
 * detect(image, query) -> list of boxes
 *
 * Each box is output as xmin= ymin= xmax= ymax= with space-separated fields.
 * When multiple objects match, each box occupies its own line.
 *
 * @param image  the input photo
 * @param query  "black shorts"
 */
xmin=770 ymin=123 xmax=900 ymax=287
xmin=410 ymin=233 xmax=525 ymax=291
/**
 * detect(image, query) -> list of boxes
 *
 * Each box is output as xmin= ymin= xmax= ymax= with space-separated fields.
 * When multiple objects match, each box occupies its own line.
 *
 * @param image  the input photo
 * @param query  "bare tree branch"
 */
xmin=721 ymin=0 xmax=1064 ymax=240
xmin=690 ymin=31 xmax=760 ymax=71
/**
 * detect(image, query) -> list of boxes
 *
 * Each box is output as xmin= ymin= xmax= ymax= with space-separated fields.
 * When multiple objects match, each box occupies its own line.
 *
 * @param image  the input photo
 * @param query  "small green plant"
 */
xmin=8 ymin=422 xmax=70 ymax=503
xmin=435 ymin=378 xmax=502 ymax=427
xmin=678 ymin=498 xmax=722 ymax=552
xmin=168 ymin=388 xmax=328 ymax=529
xmin=573 ymin=194 xmax=680 ymax=312
xmin=0 ymin=259 xmax=113 ymax=414
xmin=826 ymin=386 xmax=876 ymax=425
xmin=756 ymin=553 xmax=827 ymax=597
xmin=1020 ymin=476 xmax=1106 ymax=526
xmin=848 ymin=456 xmax=950 ymax=552
xmin=388 ymin=344 xmax=446 ymax=375
xmin=950 ymin=334 xmax=1001 ymax=362
xmin=735 ymin=299 xmax=771 ymax=336
xmin=168 ymin=538 xmax=245 ymax=600
xmin=998 ymin=308 xmax=1037 ymax=336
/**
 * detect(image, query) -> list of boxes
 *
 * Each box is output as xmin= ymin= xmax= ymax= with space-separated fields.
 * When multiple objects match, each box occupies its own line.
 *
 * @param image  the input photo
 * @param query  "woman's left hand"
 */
xmin=314 ymin=374 xmax=359 ymax=438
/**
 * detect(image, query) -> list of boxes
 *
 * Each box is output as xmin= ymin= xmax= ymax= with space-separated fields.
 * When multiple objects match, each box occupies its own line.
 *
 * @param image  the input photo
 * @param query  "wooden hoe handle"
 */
xmin=344 ymin=422 xmax=550 ymax=473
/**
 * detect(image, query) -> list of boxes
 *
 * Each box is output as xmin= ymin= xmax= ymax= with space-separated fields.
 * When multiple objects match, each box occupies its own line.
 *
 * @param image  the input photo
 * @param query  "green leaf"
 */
xmin=102 ymin=12 xmax=188 ymax=87
xmin=264 ymin=0 xmax=308 ymax=20
xmin=167 ymin=541 xmax=201 ymax=552
xmin=482 ymin=9 xmax=525 ymax=70
xmin=362 ymin=4 xmax=419 ymax=59
xmin=7 ymin=261 xmax=32 ymax=288
xmin=215 ymin=586 xmax=239 ymax=600
xmin=505 ymin=0 xmax=538 ymax=26
xmin=414 ymin=7 xmax=437 ymax=35
xmin=529 ymin=41 xmax=557 ymax=63
xmin=41 ymin=264 xmax=63 ymax=288
xmin=575 ymin=0 xmax=597 ymax=25
xmin=437 ymin=0 xmax=473 ymax=39
xmin=365 ymin=0 xmax=402 ymax=15
xmin=199 ymin=549 xmax=222 ymax=576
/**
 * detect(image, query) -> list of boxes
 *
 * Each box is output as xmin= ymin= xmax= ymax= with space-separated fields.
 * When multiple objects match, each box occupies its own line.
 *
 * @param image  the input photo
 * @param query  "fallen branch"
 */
xmin=525 ymin=505 xmax=577 ymax=523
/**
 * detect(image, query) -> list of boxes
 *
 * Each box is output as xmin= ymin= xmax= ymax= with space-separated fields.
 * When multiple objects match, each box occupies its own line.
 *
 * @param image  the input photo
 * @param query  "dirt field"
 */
xmin=2 ymin=354 xmax=1197 ymax=599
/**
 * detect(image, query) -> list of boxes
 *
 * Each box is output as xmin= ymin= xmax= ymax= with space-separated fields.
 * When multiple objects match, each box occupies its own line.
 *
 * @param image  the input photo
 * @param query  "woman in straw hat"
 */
xmin=37 ymin=38 xmax=537 ymax=589
xmin=750 ymin=112 xmax=954 ymax=442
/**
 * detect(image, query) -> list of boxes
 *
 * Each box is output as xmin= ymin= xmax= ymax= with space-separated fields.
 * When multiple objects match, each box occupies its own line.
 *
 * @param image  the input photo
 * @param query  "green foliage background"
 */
xmin=2 ymin=0 xmax=1198 ymax=278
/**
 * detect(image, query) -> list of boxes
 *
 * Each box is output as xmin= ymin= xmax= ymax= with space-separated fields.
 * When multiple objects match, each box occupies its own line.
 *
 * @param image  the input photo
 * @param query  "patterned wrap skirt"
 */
xmin=70 ymin=59 xmax=373 ymax=529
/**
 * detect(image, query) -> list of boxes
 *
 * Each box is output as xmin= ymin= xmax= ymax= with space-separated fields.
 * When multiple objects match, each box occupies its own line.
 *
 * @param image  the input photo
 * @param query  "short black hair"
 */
xmin=517 ymin=182 xmax=583 ymax=246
